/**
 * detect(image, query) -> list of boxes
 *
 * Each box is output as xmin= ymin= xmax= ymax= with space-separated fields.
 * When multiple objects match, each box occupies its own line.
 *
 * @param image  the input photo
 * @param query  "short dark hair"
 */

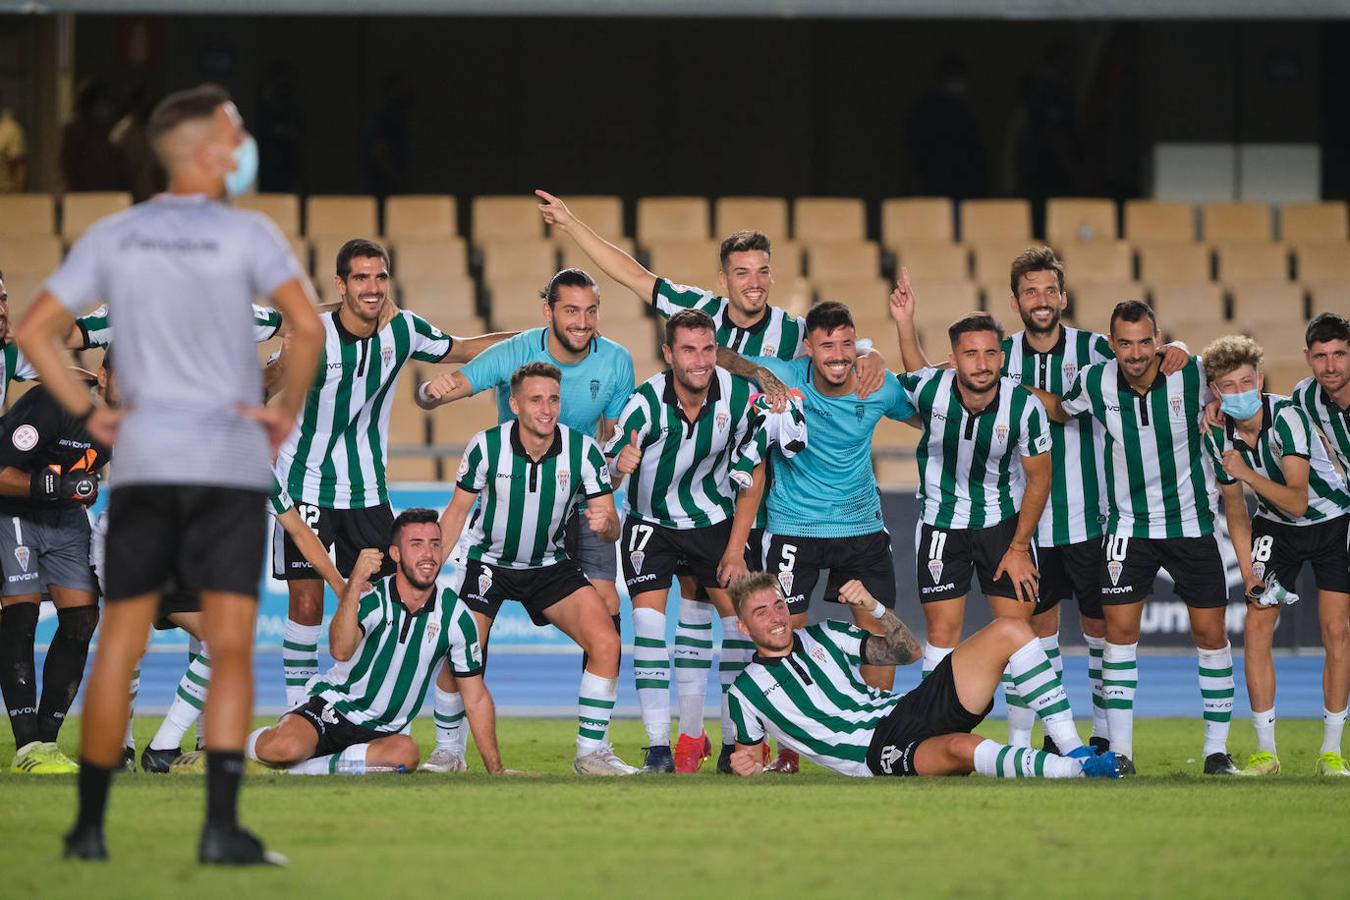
xmin=510 ymin=361 xmax=562 ymax=393
xmin=719 ymin=231 xmax=772 ymax=270
xmin=1009 ymin=245 xmax=1065 ymax=297
xmin=147 ymin=83 xmax=231 ymax=148
xmin=540 ymin=268 xmax=598 ymax=306
xmin=804 ymin=301 xmax=855 ymax=336
xmin=1109 ymin=300 xmax=1159 ymax=335
xmin=728 ymin=571 xmax=781 ymax=617
xmin=336 ymin=238 xmax=390 ymax=280
xmin=390 ymin=507 xmax=439 ymax=544
xmin=664 ymin=308 xmax=716 ymax=347
xmin=1306 ymin=312 xmax=1350 ymax=348
xmin=947 ymin=312 xmax=1004 ymax=348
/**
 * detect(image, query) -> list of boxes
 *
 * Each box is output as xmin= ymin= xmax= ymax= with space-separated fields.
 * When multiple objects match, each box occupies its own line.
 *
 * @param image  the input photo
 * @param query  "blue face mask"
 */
xmin=224 ymin=136 xmax=258 ymax=199
xmin=1220 ymin=388 xmax=1262 ymax=421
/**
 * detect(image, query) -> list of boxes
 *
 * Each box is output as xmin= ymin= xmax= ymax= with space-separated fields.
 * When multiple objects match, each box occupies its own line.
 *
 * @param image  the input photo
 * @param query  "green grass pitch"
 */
xmin=3 ymin=717 xmax=1348 ymax=899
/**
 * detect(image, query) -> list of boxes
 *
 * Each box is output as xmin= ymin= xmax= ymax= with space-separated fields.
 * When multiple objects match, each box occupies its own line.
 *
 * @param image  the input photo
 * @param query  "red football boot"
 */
xmin=764 ymin=745 xmax=800 ymax=774
xmin=674 ymin=731 xmax=713 ymax=773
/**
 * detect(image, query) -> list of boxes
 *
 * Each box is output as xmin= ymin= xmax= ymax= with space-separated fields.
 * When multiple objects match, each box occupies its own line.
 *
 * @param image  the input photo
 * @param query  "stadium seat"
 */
xmin=1202 ymin=201 xmax=1272 ymax=243
xmin=479 ymin=239 xmax=558 ymax=286
xmin=792 ymin=197 xmax=865 ymax=242
xmin=872 ymin=416 xmax=920 ymax=453
xmin=892 ymin=240 xmax=969 ymax=282
xmin=386 ymin=454 xmax=440 ymax=482
xmin=311 ymin=238 xmax=358 ymax=283
xmin=1070 ymin=282 xmax=1147 ymax=332
xmin=392 ymin=237 xmax=470 ymax=284
xmin=397 ymin=275 xmax=477 ymax=322
xmin=1250 ymin=322 xmax=1315 ymax=367
xmin=714 ymin=197 xmax=788 ymax=240
xmin=1214 ymin=242 xmax=1290 ymax=284
xmin=388 ymin=398 xmax=431 ymax=445
xmin=1279 ymin=201 xmax=1348 ymax=244
xmin=1295 ymin=244 xmax=1350 ymax=285
xmin=1123 ymin=200 xmax=1195 ymax=243
xmin=0 ymin=234 xmax=62 ymax=274
xmin=775 ymin=275 xmax=814 ymax=318
xmin=602 ymin=319 xmax=661 ymax=364
xmin=872 ymin=456 xmax=919 ymax=489
xmin=804 ymin=240 xmax=881 ymax=281
xmin=431 ymin=391 xmax=505 ymax=446
xmin=0 ymin=271 xmax=43 ymax=319
xmin=235 ymin=193 xmax=301 ymax=237
xmin=1057 ymin=240 xmax=1134 ymax=284
xmin=636 ymin=197 xmax=709 ymax=243
xmin=1137 ymin=242 xmax=1211 ymax=285
xmin=1046 ymin=198 xmax=1118 ymax=244
xmin=551 ymin=196 xmax=623 ymax=243
xmin=305 ymin=195 xmax=378 ymax=240
xmin=645 ymin=239 xmax=719 ymax=287
xmin=770 ymin=241 xmax=804 ymax=277
xmin=910 ymin=279 xmax=981 ymax=332
xmin=472 ymin=195 xmax=545 ymax=244
xmin=384 ymin=195 xmax=458 ymax=240
xmin=1309 ymin=282 xmax=1350 ymax=316
xmin=970 ymin=240 xmax=1034 ymax=286
xmin=486 ymin=278 xmax=552 ymax=330
xmin=881 ymin=197 xmax=955 ymax=247
xmin=813 ymin=277 xmax=890 ymax=314
xmin=1150 ymin=283 xmax=1226 ymax=328
xmin=1262 ymin=361 xmax=1311 ymax=394
xmin=61 ymin=192 xmax=131 ymax=241
xmin=959 ymin=199 xmax=1031 ymax=242
xmin=1230 ymin=281 xmax=1306 ymax=328
xmin=288 ymin=238 xmax=312 ymax=276
xmin=560 ymin=236 xmax=634 ymax=273
xmin=0 ymin=194 xmax=56 ymax=236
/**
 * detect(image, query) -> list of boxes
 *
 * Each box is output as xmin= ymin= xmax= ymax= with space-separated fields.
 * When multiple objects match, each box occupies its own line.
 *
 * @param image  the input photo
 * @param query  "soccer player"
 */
xmin=18 ymin=83 xmax=325 ymax=863
xmin=0 ymin=270 xmax=39 ymax=406
xmin=0 ymin=368 xmax=107 ymax=774
xmin=413 ymin=267 xmax=633 ymax=770
xmin=723 ymin=573 xmax=1124 ymax=779
xmin=273 ymin=237 xmax=511 ymax=710
xmin=604 ymin=309 xmax=762 ymax=773
xmin=1031 ymin=301 xmax=1235 ymax=775
xmin=247 ymin=509 xmax=504 ymax=775
xmin=1206 ymin=334 xmax=1350 ymax=777
xmin=439 ymin=362 xmax=635 ymax=775
xmin=70 ymin=301 xmax=283 ymax=351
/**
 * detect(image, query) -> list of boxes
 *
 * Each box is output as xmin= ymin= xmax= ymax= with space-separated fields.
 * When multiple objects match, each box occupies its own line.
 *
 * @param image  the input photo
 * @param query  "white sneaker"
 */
xmin=573 ymin=748 xmax=640 ymax=776
xmin=419 ymin=746 xmax=468 ymax=773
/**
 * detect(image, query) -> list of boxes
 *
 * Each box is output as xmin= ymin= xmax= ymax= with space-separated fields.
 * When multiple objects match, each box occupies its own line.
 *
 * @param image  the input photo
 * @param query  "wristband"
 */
xmin=855 ymin=338 xmax=874 ymax=354
xmin=1009 ymin=542 xmax=1032 ymax=553
xmin=416 ymin=382 xmax=435 ymax=405
xmin=869 ymin=602 xmax=886 ymax=619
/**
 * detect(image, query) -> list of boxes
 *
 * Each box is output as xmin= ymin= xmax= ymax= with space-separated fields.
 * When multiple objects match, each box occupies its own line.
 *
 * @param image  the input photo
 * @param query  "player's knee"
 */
xmin=388 ymin=735 xmax=419 ymax=770
xmin=256 ymin=729 xmax=304 ymax=765
xmin=989 ymin=615 xmax=1033 ymax=647
xmin=585 ymin=625 xmax=620 ymax=666
xmin=1244 ymin=611 xmax=1277 ymax=641
xmin=1191 ymin=625 xmax=1227 ymax=650
xmin=1321 ymin=618 xmax=1350 ymax=650
xmin=56 ymin=605 xmax=99 ymax=643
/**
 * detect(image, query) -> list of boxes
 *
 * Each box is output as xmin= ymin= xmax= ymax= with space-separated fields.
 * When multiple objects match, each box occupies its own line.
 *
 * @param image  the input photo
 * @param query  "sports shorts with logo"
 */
xmin=453 ymin=556 xmax=591 ymax=627
xmin=1098 ymin=533 xmax=1228 ymax=608
xmin=0 ymin=507 xmax=95 ymax=597
xmin=866 ymin=653 xmax=992 ymax=776
xmin=1034 ymin=539 xmax=1104 ymax=618
xmin=272 ymin=502 xmax=396 ymax=581
xmin=621 ymin=517 xmax=733 ymax=595
xmin=914 ymin=517 xmax=1031 ymax=604
xmin=1249 ymin=515 xmax=1350 ymax=595
xmin=292 ymin=696 xmax=389 ymax=758
xmin=762 ymin=529 xmax=896 ymax=616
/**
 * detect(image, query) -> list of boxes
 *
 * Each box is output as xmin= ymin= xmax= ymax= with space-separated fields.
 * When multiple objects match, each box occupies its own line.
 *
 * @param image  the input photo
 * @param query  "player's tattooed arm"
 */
xmin=836 ymin=580 xmax=921 ymax=666
xmin=714 ymin=347 xmax=790 ymax=409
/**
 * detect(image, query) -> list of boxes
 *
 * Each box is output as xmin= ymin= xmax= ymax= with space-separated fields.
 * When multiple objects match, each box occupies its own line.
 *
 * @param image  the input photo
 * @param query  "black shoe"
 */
xmin=1117 ymin=756 xmax=1136 ymax=776
xmin=198 ymin=825 xmax=287 ymax=867
xmin=641 ymin=745 xmax=674 ymax=773
xmin=1203 ymin=752 xmax=1239 ymax=775
xmin=716 ymin=744 xmax=734 ymax=775
xmin=1041 ymin=735 xmax=1061 ymax=756
xmin=1089 ymin=736 xmax=1111 ymax=756
xmin=63 ymin=825 xmax=108 ymax=861
xmin=120 ymin=747 xmax=136 ymax=772
xmin=140 ymin=746 xmax=182 ymax=774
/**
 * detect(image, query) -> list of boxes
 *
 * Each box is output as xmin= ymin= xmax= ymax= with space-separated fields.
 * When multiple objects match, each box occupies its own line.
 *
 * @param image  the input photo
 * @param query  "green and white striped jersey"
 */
xmin=0 ymin=341 xmax=37 ymax=408
xmin=456 ymin=421 xmax=613 ymax=569
xmin=1291 ymin=376 xmax=1350 ymax=473
xmin=278 ymin=310 xmax=452 ymax=509
xmin=605 ymin=367 xmax=755 ymax=529
xmin=1204 ymin=394 xmax=1350 ymax=525
xmin=652 ymin=278 xmax=805 ymax=361
xmin=1003 ymin=327 xmax=1113 ymax=545
xmin=268 ymin=472 xmax=295 ymax=517
xmin=310 ymin=575 xmax=482 ymax=732
xmin=1061 ymin=356 xmax=1215 ymax=539
xmin=899 ymin=367 xmax=1051 ymax=529
xmin=726 ymin=621 xmax=897 ymax=778
xmin=75 ymin=303 xmax=282 ymax=350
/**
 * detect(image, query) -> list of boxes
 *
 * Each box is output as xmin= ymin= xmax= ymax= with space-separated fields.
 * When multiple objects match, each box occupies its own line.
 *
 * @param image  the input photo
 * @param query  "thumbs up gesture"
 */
xmin=615 ymin=430 xmax=643 ymax=475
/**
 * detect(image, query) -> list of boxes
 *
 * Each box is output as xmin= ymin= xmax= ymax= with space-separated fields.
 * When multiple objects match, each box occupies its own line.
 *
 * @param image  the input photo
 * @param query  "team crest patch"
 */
xmin=425 ymin=620 xmax=441 ymax=643
xmin=557 ymin=469 xmax=570 ymax=490
xmin=855 ymin=404 xmax=865 ymax=421
xmin=927 ymin=559 xmax=943 ymax=584
xmin=590 ymin=379 xmax=601 ymax=399
xmin=777 ymin=570 xmax=794 ymax=596
xmin=763 ymin=344 xmax=777 ymax=357
xmin=995 ymin=424 xmax=1009 ymax=444
xmin=715 ymin=412 xmax=729 ymax=432
xmin=320 ymin=704 xmax=339 ymax=725
xmin=457 ymin=455 xmax=470 ymax=478
xmin=810 ymin=645 xmax=828 ymax=664
xmin=10 ymin=424 xmax=38 ymax=452
xmin=381 ymin=346 xmax=394 ymax=367
xmin=1169 ymin=394 xmax=1183 ymax=418
xmin=629 ymin=551 xmax=646 ymax=574
xmin=477 ymin=566 xmax=494 ymax=597
xmin=1063 ymin=363 xmax=1077 ymax=384
xmin=1252 ymin=562 xmax=1266 ymax=582
xmin=13 ymin=546 xmax=29 ymax=572
xmin=1107 ymin=560 xmax=1124 ymax=586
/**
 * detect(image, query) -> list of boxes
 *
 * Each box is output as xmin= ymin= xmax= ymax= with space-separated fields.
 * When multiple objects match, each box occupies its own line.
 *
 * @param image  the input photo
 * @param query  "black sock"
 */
xmin=581 ymin=614 xmax=624 ymax=674
xmin=206 ymin=751 xmax=244 ymax=829
xmin=76 ymin=760 xmax=113 ymax=830
xmin=38 ymin=606 xmax=98 ymax=743
xmin=0 ymin=602 xmax=40 ymax=747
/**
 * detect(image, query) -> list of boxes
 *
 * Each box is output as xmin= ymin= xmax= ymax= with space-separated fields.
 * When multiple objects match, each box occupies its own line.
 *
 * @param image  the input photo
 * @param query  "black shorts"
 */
xmin=915 ymin=517 xmax=1032 ymax=604
xmin=272 ymin=502 xmax=396 ymax=581
xmin=456 ymin=557 xmax=590 ymax=627
xmin=1251 ymin=516 xmax=1350 ymax=595
xmin=622 ymin=517 xmax=732 ymax=595
xmin=866 ymin=653 xmax=992 ymax=777
xmin=152 ymin=591 xmax=200 ymax=631
xmin=763 ymin=529 xmax=896 ymax=616
xmin=291 ymin=696 xmax=387 ymax=758
xmin=1036 ymin=539 xmax=1105 ymax=619
xmin=105 ymin=484 xmax=266 ymax=602
xmin=1099 ymin=533 xmax=1228 ymax=608
xmin=691 ymin=527 xmax=765 ymax=601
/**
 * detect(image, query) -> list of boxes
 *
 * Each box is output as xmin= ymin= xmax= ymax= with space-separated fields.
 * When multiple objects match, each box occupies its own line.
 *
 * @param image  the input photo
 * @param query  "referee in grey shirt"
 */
xmin=17 ymin=84 xmax=323 ymax=866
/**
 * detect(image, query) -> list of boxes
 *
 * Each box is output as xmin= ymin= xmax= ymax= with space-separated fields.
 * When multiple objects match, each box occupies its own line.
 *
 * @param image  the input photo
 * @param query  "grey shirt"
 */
xmin=45 ymin=193 xmax=304 ymax=490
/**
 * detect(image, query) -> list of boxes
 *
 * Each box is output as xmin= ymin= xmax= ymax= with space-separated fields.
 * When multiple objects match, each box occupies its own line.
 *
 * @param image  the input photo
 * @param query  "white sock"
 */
xmin=632 ymin=608 xmax=670 ymax=746
xmin=150 ymin=646 xmax=210 ymax=751
xmin=288 ymin=743 xmax=370 ymax=775
xmin=188 ymin=636 xmax=206 ymax=750
xmin=718 ymin=616 xmax=754 ymax=746
xmin=922 ymin=643 xmax=953 ymax=679
xmin=245 ymin=727 xmax=266 ymax=762
xmin=1003 ymin=665 xmax=1034 ymax=747
xmin=1084 ymin=633 xmax=1109 ymax=740
xmin=1103 ymin=641 xmax=1138 ymax=759
xmin=1322 ymin=707 xmax=1347 ymax=756
xmin=674 ymin=596 xmax=714 ymax=738
xmin=1008 ymin=638 xmax=1083 ymax=753
xmin=577 ymin=669 xmax=617 ymax=755
xmin=972 ymin=738 xmax=1082 ymax=778
xmin=283 ymin=619 xmax=322 ymax=708
xmin=1198 ymin=643 xmax=1235 ymax=756
xmin=433 ymin=685 xmax=466 ymax=755
xmin=124 ymin=665 xmax=141 ymax=749
xmin=1252 ymin=707 xmax=1277 ymax=755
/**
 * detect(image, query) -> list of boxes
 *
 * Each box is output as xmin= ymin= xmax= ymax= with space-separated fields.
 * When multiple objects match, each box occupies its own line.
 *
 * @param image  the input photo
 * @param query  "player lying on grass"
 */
xmin=723 ymin=572 xmax=1126 ymax=779
xmin=246 ymin=508 xmax=508 ymax=775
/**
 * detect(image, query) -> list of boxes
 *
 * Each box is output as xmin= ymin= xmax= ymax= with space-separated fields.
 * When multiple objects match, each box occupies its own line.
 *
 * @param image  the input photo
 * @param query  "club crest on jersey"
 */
xmin=855 ymin=404 xmax=865 ymax=421
xmin=763 ymin=344 xmax=777 ymax=357
xmin=424 ymin=620 xmax=441 ymax=643
xmin=1252 ymin=562 xmax=1266 ymax=582
xmin=810 ymin=645 xmax=828 ymax=664
xmin=629 ymin=551 xmax=646 ymax=574
xmin=590 ymin=379 xmax=601 ymax=400
xmin=1063 ymin=363 xmax=1077 ymax=384
xmin=1107 ymin=560 xmax=1124 ymax=586
xmin=715 ymin=412 xmax=729 ymax=432
xmin=557 ymin=469 xmax=570 ymax=490
xmin=477 ymin=566 xmax=493 ymax=597
xmin=995 ymin=424 xmax=1009 ymax=444
xmin=11 ymin=424 xmax=38 ymax=452
xmin=13 ymin=545 xmax=29 ymax=572
xmin=1169 ymin=394 xmax=1183 ymax=419
xmin=381 ymin=346 xmax=394 ymax=367
xmin=927 ymin=559 xmax=944 ymax=584
xmin=777 ymin=570 xmax=794 ymax=596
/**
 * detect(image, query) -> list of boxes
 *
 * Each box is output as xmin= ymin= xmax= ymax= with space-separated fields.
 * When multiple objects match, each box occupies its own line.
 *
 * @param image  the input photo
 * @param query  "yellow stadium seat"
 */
xmin=775 ymin=275 xmax=814 ymax=318
xmin=430 ymin=391 xmax=502 ymax=446
xmin=1058 ymin=240 xmax=1133 ymax=284
xmin=552 ymin=196 xmax=623 ymax=243
xmin=472 ymin=195 xmax=544 ymax=244
xmin=1230 ymin=281 xmax=1306 ymax=329
xmin=0 ymin=194 xmax=56 ymax=236
xmin=813 ymin=277 xmax=890 ymax=313
xmin=1309 ymin=282 xmax=1350 ymax=316
xmin=636 ymin=197 xmax=709 ymax=243
xmin=1137 ymin=242 xmax=1211 ymax=285
xmin=1248 ymin=323 xmax=1315 ymax=368
xmin=0 ymin=234 xmax=62 ymax=274
xmin=486 ymin=279 xmax=551 ymax=330
xmin=235 ymin=193 xmax=301 ymax=237
xmin=804 ymin=240 xmax=881 ymax=281
xmin=602 ymin=319 xmax=661 ymax=364
xmin=770 ymin=240 xmax=804 ymax=277
xmin=311 ymin=237 xmax=367 ymax=283
xmin=1202 ymin=202 xmax=1272 ymax=243
xmin=0 ymin=271 xmax=43 ymax=318
xmin=970 ymin=240 xmax=1036 ymax=286
xmin=1123 ymin=200 xmax=1195 ymax=243
xmin=1263 ymin=361 xmax=1311 ymax=394
xmin=873 ymin=416 xmax=921 ymax=452
xmin=893 ymin=241 xmax=969 ymax=282
xmin=645 ymin=239 xmax=718 ymax=287
xmin=1279 ymin=201 xmax=1348 ymax=244
xmin=1150 ymin=283 xmax=1225 ymax=326
xmin=1214 ymin=242 xmax=1290 ymax=284
xmin=881 ymin=197 xmax=955 ymax=246
xmin=396 ymin=275 xmax=477 ymax=323
xmin=1070 ymin=282 xmax=1147 ymax=332
xmin=392 ymin=237 xmax=469 ymax=284
xmin=384 ymin=195 xmax=457 ymax=240
xmin=388 ymin=399 xmax=430 ymax=445
xmin=480 ymin=239 xmax=558 ymax=286
xmin=560 ymin=237 xmax=633 ymax=273
xmin=714 ymin=197 xmax=788 ymax=240
xmin=873 ymin=456 xmax=919 ymax=489
xmin=1046 ymin=198 xmax=1118 ymax=244
xmin=288 ymin=238 xmax=312 ymax=275
xmin=305 ymin=195 xmax=378 ymax=240
xmin=960 ymin=199 xmax=1031 ymax=242
xmin=1295 ymin=244 xmax=1350 ymax=285
xmin=793 ymin=197 xmax=865 ymax=242
xmin=911 ymin=280 xmax=981 ymax=334
xmin=62 ymin=192 xmax=131 ymax=241
xmin=386 ymin=454 xmax=440 ymax=482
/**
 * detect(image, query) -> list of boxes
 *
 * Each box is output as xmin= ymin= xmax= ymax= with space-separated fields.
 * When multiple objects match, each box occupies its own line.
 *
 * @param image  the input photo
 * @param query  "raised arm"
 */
xmin=537 ymin=189 xmax=657 ymax=301
xmin=330 ymin=548 xmax=383 ymax=662
xmin=887 ymin=267 xmax=933 ymax=374
xmin=836 ymin=580 xmax=922 ymax=666
xmin=443 ymin=331 xmax=518 ymax=365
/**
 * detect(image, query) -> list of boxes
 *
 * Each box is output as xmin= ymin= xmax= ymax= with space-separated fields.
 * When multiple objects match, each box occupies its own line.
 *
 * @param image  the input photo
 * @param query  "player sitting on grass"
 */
xmin=723 ymin=572 xmax=1126 ymax=779
xmin=245 ymin=508 xmax=507 ymax=775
